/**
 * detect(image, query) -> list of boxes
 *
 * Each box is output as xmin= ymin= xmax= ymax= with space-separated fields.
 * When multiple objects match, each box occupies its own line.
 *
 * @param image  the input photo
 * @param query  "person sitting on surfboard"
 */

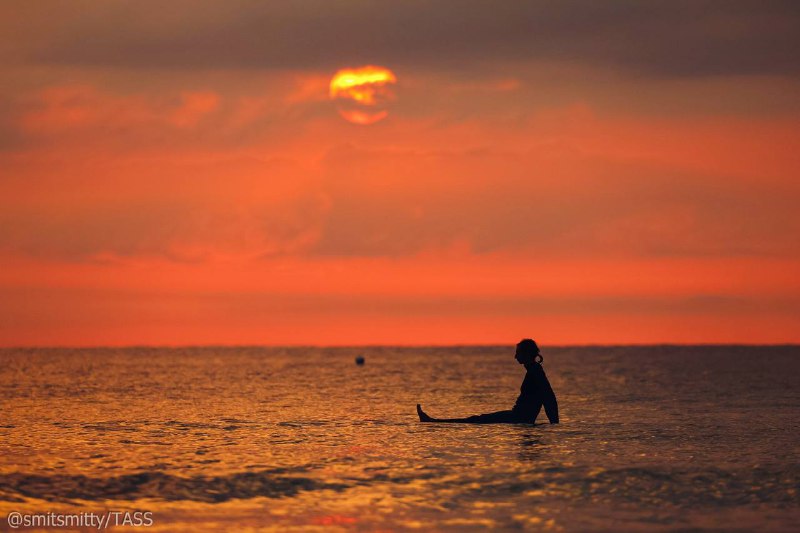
xmin=417 ymin=338 xmax=559 ymax=424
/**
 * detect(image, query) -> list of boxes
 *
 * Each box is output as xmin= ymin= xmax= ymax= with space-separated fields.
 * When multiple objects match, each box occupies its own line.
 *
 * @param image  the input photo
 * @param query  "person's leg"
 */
xmin=512 ymin=399 xmax=543 ymax=424
xmin=417 ymin=405 xmax=523 ymax=424
xmin=417 ymin=404 xmax=435 ymax=422
xmin=459 ymin=410 xmax=518 ymax=424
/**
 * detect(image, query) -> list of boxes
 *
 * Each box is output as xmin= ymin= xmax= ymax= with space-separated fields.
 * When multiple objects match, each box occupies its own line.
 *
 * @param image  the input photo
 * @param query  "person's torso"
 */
xmin=513 ymin=363 xmax=552 ymax=411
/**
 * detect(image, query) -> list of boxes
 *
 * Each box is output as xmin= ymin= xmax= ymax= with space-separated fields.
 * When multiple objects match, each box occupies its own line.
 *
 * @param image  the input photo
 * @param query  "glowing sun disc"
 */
xmin=330 ymin=65 xmax=397 ymax=125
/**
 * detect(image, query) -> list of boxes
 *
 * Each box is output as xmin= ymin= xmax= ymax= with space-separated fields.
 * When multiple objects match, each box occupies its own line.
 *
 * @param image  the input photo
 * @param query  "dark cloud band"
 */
xmin=5 ymin=0 xmax=800 ymax=77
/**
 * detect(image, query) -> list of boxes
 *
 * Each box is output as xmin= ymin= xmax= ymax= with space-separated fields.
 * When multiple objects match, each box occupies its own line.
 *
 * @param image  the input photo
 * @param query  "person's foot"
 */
xmin=417 ymin=403 xmax=434 ymax=422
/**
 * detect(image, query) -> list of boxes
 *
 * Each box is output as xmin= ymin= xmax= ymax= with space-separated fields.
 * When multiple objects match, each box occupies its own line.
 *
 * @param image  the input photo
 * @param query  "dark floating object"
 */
xmin=355 ymin=356 xmax=365 ymax=366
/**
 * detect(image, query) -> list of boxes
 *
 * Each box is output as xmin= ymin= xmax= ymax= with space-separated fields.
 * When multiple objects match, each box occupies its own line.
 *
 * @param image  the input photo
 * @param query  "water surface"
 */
xmin=1 ymin=345 xmax=798 ymax=531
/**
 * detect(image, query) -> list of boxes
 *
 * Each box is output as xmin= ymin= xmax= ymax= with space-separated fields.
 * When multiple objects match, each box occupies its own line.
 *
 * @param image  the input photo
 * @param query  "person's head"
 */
xmin=515 ymin=338 xmax=543 ymax=365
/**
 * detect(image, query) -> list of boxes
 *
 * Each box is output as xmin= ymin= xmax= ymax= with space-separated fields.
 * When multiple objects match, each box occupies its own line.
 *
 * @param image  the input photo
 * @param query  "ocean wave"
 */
xmin=0 ymin=469 xmax=346 ymax=504
xmin=2 ymin=464 xmax=796 ymax=508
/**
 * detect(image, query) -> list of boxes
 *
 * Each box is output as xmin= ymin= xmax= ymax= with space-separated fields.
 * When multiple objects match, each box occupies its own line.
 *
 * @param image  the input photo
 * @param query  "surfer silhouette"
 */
xmin=417 ymin=339 xmax=559 ymax=424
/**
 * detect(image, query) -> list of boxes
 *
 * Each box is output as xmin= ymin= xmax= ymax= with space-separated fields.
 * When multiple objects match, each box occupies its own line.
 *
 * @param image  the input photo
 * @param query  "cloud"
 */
xmin=1 ymin=82 xmax=798 ymax=263
xmin=169 ymin=91 xmax=220 ymax=128
xmin=0 ymin=97 xmax=26 ymax=151
xmin=3 ymin=281 xmax=799 ymax=345
xmin=18 ymin=85 xmax=230 ymax=141
xmin=312 ymin=142 xmax=800 ymax=258
xmin=0 ymin=168 xmax=290 ymax=262
xmin=2 ymin=1 xmax=799 ymax=77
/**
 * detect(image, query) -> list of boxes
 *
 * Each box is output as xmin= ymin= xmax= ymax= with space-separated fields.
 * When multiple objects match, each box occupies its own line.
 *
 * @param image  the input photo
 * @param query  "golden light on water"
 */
xmin=329 ymin=65 xmax=397 ymax=125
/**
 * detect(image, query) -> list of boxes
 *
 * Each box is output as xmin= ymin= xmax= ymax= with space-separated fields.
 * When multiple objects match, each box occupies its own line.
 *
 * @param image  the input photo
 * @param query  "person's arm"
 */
xmin=542 ymin=387 xmax=559 ymax=424
xmin=537 ymin=366 xmax=559 ymax=424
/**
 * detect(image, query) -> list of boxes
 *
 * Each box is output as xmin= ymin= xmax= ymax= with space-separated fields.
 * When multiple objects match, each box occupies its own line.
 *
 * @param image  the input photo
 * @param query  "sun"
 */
xmin=329 ymin=65 xmax=397 ymax=125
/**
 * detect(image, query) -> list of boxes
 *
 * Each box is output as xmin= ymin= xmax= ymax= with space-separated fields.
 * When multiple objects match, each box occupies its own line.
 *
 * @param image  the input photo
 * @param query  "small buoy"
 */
xmin=355 ymin=356 xmax=365 ymax=365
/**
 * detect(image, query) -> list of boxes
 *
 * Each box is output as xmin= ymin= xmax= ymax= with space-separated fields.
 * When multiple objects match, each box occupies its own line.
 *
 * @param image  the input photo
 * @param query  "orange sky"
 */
xmin=1 ymin=3 xmax=799 ymax=345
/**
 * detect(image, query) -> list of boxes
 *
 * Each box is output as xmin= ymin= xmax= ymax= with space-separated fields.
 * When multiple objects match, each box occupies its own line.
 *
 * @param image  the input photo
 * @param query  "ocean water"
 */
xmin=0 ymin=345 xmax=798 ymax=532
